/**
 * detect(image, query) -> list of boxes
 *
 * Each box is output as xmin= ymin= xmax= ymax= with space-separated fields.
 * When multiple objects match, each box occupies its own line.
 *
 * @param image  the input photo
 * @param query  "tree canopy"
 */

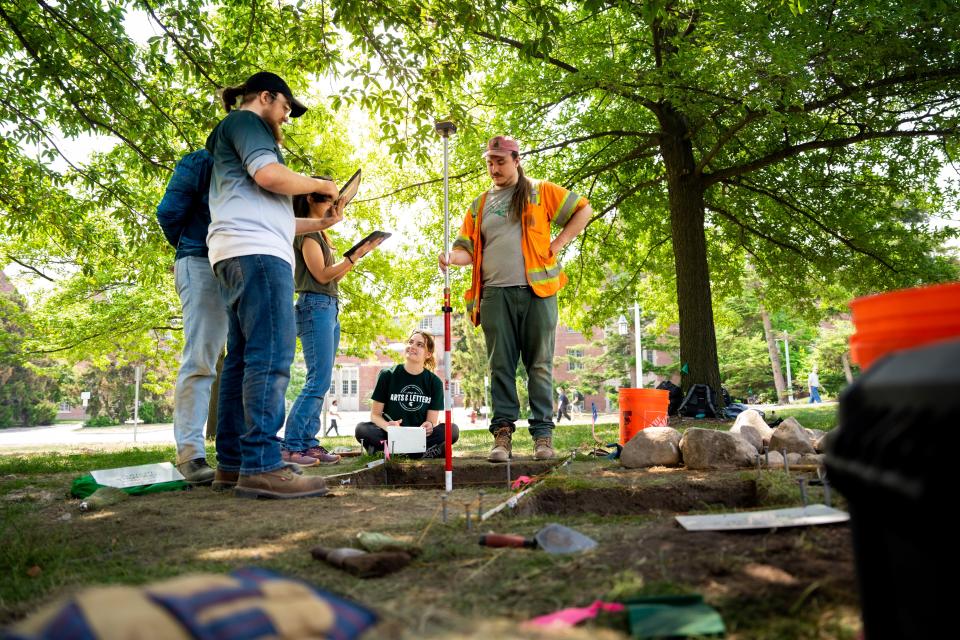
xmin=0 ymin=0 xmax=957 ymax=396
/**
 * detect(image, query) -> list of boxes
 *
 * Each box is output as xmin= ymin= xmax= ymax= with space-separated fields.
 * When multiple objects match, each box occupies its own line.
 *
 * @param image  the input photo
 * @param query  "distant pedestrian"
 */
xmin=807 ymin=368 xmax=822 ymax=404
xmin=324 ymin=399 xmax=340 ymax=437
xmin=556 ymin=387 xmax=571 ymax=422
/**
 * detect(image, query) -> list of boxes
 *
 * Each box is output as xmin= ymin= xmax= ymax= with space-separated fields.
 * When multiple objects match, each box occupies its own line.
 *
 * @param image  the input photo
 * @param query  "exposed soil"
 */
xmin=517 ymin=479 xmax=758 ymax=516
xmin=343 ymin=459 xmax=562 ymax=489
xmin=1 ymin=461 xmax=861 ymax=639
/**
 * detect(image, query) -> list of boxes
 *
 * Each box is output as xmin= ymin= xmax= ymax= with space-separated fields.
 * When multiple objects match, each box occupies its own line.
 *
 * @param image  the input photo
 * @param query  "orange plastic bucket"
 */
xmin=618 ymin=388 xmax=669 ymax=444
xmin=849 ymin=281 xmax=960 ymax=369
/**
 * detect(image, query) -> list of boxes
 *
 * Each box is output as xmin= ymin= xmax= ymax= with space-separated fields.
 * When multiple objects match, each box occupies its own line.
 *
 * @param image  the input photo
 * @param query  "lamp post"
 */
xmin=617 ymin=306 xmax=644 ymax=387
xmin=778 ymin=333 xmax=794 ymax=403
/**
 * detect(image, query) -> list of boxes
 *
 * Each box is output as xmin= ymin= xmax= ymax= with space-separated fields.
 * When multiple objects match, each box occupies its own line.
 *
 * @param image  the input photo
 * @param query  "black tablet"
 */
xmin=344 ymin=231 xmax=391 ymax=259
xmin=308 ymin=169 xmax=361 ymax=206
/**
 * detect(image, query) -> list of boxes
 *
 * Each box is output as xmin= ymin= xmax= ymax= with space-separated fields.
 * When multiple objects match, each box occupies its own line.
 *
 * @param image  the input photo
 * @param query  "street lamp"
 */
xmin=617 ymin=307 xmax=644 ymax=387
xmin=617 ymin=315 xmax=628 ymax=335
xmin=777 ymin=333 xmax=794 ymax=403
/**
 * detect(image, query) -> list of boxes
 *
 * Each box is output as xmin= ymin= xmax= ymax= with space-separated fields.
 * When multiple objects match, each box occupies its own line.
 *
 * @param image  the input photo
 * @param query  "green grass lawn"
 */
xmin=771 ymin=404 xmax=839 ymax=431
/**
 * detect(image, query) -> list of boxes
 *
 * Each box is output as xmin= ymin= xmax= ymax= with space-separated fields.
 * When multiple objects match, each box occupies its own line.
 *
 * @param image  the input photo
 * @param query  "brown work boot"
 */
xmin=234 ymin=466 xmax=329 ymax=499
xmin=488 ymin=425 xmax=513 ymax=463
xmin=534 ymin=436 xmax=555 ymax=460
xmin=211 ymin=469 xmax=239 ymax=492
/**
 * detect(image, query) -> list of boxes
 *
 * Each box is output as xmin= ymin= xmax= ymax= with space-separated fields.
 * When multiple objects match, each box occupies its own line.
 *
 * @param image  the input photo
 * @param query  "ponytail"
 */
xmin=510 ymin=153 xmax=531 ymax=221
xmin=220 ymin=84 xmax=259 ymax=113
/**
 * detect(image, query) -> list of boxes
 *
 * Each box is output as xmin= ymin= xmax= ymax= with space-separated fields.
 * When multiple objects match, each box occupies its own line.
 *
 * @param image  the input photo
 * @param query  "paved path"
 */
xmin=0 ymin=407 xmax=611 ymax=452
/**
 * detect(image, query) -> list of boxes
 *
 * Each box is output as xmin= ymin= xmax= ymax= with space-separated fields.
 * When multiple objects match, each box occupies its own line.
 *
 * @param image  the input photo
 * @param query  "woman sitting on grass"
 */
xmin=355 ymin=331 xmax=459 ymax=458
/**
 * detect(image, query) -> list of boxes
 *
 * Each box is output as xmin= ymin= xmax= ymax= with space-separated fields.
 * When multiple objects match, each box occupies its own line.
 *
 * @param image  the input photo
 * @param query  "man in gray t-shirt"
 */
xmin=204 ymin=71 xmax=342 ymax=499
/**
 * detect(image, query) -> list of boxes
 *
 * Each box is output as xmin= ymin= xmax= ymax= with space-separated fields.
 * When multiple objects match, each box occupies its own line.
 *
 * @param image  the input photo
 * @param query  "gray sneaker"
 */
xmin=488 ymin=425 xmax=513 ymax=463
xmin=176 ymin=458 xmax=215 ymax=485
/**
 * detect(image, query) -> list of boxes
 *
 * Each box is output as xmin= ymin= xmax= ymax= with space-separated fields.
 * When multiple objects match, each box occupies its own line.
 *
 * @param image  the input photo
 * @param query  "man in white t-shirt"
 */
xmin=807 ymin=368 xmax=822 ymax=404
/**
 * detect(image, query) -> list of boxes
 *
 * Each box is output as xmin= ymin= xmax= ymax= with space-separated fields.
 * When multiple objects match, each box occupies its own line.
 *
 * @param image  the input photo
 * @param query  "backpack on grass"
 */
xmin=677 ymin=384 xmax=718 ymax=418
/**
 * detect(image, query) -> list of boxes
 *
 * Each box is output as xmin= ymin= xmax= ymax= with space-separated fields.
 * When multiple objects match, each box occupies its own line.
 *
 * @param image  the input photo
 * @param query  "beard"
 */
xmin=268 ymin=118 xmax=284 ymax=144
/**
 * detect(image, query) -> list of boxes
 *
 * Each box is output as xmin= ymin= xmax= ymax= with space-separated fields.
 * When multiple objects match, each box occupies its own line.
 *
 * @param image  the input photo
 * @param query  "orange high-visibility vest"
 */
xmin=453 ymin=179 xmax=588 ymax=326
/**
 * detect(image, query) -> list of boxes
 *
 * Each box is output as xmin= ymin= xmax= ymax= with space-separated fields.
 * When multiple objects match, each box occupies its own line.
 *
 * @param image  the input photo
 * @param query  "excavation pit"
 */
xmin=332 ymin=459 xmax=562 ymax=489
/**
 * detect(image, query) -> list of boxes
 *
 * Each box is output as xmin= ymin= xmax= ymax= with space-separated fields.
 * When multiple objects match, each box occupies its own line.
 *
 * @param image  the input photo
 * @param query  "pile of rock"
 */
xmin=620 ymin=409 xmax=829 ymax=470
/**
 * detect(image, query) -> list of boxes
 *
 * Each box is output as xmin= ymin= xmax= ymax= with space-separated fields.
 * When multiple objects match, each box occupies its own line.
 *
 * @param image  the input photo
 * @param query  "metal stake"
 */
xmin=477 ymin=490 xmax=484 ymax=517
xmin=797 ymin=478 xmax=808 ymax=507
xmin=464 ymin=504 xmax=472 ymax=531
xmin=441 ymin=494 xmax=448 ymax=523
xmin=506 ymin=458 xmax=512 ymax=488
xmin=823 ymin=476 xmax=833 ymax=507
xmin=782 ymin=449 xmax=789 ymax=473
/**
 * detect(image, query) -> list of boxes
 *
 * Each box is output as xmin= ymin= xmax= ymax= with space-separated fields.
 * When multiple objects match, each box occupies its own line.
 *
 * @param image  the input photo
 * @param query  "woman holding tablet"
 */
xmin=355 ymin=330 xmax=459 ymax=458
xmin=283 ymin=191 xmax=383 ymax=467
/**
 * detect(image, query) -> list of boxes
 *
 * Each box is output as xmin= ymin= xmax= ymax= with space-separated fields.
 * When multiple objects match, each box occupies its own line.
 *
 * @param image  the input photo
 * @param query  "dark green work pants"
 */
xmin=479 ymin=286 xmax=558 ymax=439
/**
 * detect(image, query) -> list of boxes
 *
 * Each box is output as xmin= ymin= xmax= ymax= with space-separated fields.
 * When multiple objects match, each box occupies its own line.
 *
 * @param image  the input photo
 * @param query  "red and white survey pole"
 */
xmin=435 ymin=120 xmax=457 ymax=492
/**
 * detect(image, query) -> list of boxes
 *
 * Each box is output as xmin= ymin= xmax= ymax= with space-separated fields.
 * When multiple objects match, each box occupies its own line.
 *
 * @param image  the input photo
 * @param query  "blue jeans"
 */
xmin=284 ymin=292 xmax=340 ymax=451
xmin=213 ymin=255 xmax=295 ymax=476
xmin=809 ymin=386 xmax=822 ymax=403
xmin=173 ymin=256 xmax=228 ymax=464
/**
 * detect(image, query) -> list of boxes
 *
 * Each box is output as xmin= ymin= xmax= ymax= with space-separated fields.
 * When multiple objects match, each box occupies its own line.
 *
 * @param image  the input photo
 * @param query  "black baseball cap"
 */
xmin=243 ymin=71 xmax=307 ymax=118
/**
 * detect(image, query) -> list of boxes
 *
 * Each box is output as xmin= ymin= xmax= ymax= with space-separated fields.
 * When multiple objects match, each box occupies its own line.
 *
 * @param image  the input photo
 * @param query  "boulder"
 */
xmin=620 ymin=427 xmax=682 ymax=468
xmin=679 ymin=428 xmax=757 ymax=469
xmin=799 ymin=453 xmax=824 ymax=466
xmin=814 ymin=430 xmax=837 ymax=454
xmin=732 ymin=424 xmax=764 ymax=451
xmin=786 ymin=452 xmax=802 ymax=466
xmin=731 ymin=409 xmax=774 ymax=445
xmin=765 ymin=450 xmax=785 ymax=468
xmin=770 ymin=418 xmax=817 ymax=455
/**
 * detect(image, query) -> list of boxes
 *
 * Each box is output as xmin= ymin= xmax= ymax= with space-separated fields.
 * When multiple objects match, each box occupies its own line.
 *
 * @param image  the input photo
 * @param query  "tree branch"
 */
xmin=0 ymin=4 xmax=169 ymax=170
xmin=473 ymin=29 xmax=579 ymax=73
xmin=139 ymin=0 xmax=220 ymax=90
xmin=36 ymin=0 xmax=192 ymax=146
xmin=5 ymin=255 xmax=55 ymax=282
xmin=705 ymin=202 xmax=810 ymax=257
xmin=724 ymin=177 xmax=898 ymax=270
xmin=705 ymin=126 xmax=958 ymax=185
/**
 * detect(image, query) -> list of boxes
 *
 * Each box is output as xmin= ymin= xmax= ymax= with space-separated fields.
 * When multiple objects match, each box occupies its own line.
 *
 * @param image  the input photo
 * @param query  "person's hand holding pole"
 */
xmin=438 ymin=247 xmax=471 ymax=272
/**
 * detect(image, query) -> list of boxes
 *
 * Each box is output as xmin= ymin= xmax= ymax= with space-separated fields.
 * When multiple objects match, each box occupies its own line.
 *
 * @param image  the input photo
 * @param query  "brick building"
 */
xmin=321 ymin=314 xmax=673 ymax=414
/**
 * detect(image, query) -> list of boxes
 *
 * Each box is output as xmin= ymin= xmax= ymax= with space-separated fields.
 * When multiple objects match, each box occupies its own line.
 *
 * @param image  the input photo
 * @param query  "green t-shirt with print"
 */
xmin=371 ymin=365 xmax=444 ymax=426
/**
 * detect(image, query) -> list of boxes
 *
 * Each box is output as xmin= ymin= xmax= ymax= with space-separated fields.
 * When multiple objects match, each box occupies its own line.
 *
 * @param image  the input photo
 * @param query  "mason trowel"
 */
xmin=479 ymin=522 xmax=597 ymax=554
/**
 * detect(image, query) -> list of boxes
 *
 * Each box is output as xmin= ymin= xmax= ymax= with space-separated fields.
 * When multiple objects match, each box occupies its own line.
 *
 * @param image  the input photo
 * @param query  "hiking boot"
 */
xmin=176 ymin=458 xmax=215 ymax=486
xmin=488 ymin=425 xmax=513 ymax=463
xmin=281 ymin=449 xmax=319 ymax=468
xmin=234 ymin=466 xmax=329 ymax=499
xmin=534 ymin=436 xmax=555 ymax=460
xmin=305 ymin=445 xmax=341 ymax=465
xmin=211 ymin=469 xmax=239 ymax=492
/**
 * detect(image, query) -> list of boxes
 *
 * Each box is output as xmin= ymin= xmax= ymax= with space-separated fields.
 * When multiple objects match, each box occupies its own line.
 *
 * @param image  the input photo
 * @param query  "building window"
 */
xmin=418 ymin=316 xmax=432 ymax=331
xmin=58 ymin=401 xmax=72 ymax=412
xmin=644 ymin=349 xmax=656 ymax=364
xmin=568 ymin=348 xmax=583 ymax=371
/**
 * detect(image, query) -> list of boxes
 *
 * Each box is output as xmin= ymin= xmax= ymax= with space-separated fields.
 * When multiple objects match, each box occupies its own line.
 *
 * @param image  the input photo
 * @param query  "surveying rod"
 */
xmin=435 ymin=119 xmax=457 ymax=492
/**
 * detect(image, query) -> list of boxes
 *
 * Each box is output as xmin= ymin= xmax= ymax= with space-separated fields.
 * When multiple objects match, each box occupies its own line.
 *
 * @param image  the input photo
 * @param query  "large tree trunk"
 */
xmin=658 ymin=105 xmax=722 ymax=396
xmin=759 ymin=304 xmax=788 ymax=402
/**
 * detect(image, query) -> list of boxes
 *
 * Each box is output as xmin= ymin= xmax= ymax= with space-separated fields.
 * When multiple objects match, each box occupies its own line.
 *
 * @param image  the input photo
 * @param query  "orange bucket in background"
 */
xmin=618 ymin=388 xmax=669 ymax=444
xmin=849 ymin=281 xmax=960 ymax=370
